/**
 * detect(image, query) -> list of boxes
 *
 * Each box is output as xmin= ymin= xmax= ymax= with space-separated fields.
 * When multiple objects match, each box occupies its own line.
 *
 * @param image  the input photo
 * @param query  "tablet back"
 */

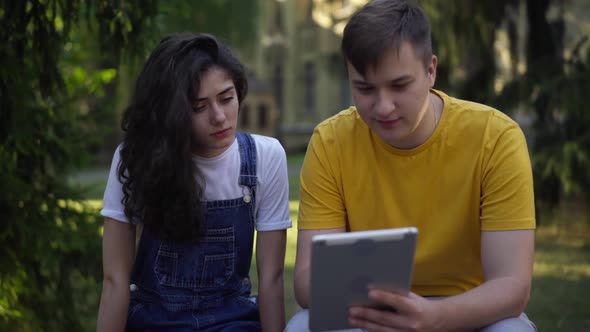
xmin=309 ymin=227 xmax=417 ymax=332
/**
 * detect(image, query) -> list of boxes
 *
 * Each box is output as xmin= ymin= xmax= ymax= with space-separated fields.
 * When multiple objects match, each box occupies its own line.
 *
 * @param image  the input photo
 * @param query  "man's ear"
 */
xmin=428 ymin=55 xmax=438 ymax=87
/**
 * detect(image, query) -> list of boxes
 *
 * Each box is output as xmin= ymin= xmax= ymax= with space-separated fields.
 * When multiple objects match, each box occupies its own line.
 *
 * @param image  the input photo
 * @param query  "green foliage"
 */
xmin=156 ymin=0 xmax=259 ymax=50
xmin=423 ymin=0 xmax=519 ymax=101
xmin=496 ymin=34 xmax=590 ymax=207
xmin=0 ymin=0 xmax=156 ymax=330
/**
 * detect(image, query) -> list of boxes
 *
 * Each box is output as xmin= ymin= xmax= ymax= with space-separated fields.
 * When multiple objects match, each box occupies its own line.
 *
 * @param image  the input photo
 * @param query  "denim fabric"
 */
xmin=126 ymin=133 xmax=262 ymax=331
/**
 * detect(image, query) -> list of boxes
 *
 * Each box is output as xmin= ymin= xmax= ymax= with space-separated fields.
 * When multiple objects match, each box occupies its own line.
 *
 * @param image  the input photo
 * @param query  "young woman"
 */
xmin=96 ymin=33 xmax=291 ymax=332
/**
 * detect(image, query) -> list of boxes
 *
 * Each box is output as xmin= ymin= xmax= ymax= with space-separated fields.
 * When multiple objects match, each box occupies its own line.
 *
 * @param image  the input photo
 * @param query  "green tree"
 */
xmin=498 ymin=0 xmax=590 ymax=209
xmin=0 ymin=1 xmax=156 ymax=330
xmin=158 ymin=0 xmax=259 ymax=49
xmin=422 ymin=0 xmax=519 ymax=102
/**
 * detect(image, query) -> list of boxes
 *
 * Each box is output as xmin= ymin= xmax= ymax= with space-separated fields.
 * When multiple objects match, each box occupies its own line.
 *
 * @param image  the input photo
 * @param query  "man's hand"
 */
xmin=348 ymin=289 xmax=444 ymax=332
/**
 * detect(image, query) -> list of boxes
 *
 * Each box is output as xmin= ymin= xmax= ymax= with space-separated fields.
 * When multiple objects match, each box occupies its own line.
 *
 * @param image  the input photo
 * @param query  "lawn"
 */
xmin=78 ymin=152 xmax=590 ymax=331
xmin=527 ymin=206 xmax=590 ymax=331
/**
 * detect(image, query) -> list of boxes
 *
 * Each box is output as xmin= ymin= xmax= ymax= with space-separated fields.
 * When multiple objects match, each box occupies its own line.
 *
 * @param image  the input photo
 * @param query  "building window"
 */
xmin=240 ymin=104 xmax=250 ymax=128
xmin=258 ymin=104 xmax=268 ymax=129
xmin=274 ymin=3 xmax=283 ymax=32
xmin=273 ymin=64 xmax=283 ymax=113
xmin=306 ymin=0 xmax=314 ymax=22
xmin=304 ymin=61 xmax=316 ymax=114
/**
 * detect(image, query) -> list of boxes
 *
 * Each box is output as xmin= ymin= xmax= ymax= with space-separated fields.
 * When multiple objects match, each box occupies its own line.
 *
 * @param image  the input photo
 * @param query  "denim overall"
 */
xmin=126 ymin=133 xmax=261 ymax=331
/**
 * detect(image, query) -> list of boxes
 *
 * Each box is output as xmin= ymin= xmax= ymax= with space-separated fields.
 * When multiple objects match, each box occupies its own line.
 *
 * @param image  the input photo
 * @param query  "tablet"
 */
xmin=309 ymin=227 xmax=418 ymax=332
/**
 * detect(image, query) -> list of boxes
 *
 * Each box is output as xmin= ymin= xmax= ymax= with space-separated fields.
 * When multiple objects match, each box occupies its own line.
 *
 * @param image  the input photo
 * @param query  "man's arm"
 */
xmin=348 ymin=229 xmax=534 ymax=331
xmin=256 ymin=230 xmax=287 ymax=332
xmin=96 ymin=218 xmax=135 ymax=332
xmin=293 ymin=227 xmax=346 ymax=308
xmin=294 ymin=126 xmax=349 ymax=308
xmin=433 ymin=229 xmax=535 ymax=330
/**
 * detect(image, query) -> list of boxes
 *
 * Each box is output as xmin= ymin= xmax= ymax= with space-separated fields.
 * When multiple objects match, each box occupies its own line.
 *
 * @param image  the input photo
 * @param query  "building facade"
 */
xmin=241 ymin=0 xmax=368 ymax=151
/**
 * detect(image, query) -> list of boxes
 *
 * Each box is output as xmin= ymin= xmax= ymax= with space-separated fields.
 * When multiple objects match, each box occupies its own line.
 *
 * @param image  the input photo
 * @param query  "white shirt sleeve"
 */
xmin=100 ymin=145 xmax=129 ymax=223
xmin=253 ymin=135 xmax=292 ymax=232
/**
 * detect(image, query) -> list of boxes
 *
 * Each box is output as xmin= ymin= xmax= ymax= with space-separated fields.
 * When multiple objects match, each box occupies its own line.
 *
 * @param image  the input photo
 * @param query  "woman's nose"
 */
xmin=210 ymin=104 xmax=226 ymax=124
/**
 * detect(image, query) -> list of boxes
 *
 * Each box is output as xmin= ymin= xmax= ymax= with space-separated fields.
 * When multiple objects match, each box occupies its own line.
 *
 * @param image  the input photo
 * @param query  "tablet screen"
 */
xmin=309 ymin=227 xmax=418 ymax=332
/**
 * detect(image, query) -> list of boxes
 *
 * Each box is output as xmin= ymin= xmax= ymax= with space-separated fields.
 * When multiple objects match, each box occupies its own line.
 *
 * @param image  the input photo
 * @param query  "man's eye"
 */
xmin=356 ymin=86 xmax=374 ymax=93
xmin=392 ymin=83 xmax=409 ymax=90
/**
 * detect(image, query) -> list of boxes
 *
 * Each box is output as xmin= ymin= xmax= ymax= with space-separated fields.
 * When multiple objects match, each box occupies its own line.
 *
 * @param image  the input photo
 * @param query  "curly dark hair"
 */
xmin=118 ymin=32 xmax=248 ymax=243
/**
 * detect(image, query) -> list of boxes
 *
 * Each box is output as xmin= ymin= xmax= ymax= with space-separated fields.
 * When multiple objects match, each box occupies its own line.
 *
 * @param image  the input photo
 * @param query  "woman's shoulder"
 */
xmin=106 ymin=143 xmax=124 ymax=169
xmin=249 ymin=133 xmax=286 ymax=157
xmin=246 ymin=134 xmax=287 ymax=177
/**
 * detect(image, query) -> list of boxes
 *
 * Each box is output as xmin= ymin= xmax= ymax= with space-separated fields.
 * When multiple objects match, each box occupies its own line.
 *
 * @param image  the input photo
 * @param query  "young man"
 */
xmin=286 ymin=0 xmax=537 ymax=331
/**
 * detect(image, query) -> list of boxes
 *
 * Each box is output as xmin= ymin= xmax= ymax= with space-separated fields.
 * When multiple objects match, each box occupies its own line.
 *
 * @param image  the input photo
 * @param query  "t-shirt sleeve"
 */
xmin=480 ymin=118 xmax=536 ymax=231
xmin=297 ymin=126 xmax=347 ymax=230
xmin=100 ymin=145 xmax=129 ymax=223
xmin=254 ymin=137 xmax=292 ymax=232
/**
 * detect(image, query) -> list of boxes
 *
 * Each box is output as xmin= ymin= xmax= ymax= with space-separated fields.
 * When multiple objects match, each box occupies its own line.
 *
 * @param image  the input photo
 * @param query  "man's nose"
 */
xmin=374 ymin=91 xmax=396 ymax=118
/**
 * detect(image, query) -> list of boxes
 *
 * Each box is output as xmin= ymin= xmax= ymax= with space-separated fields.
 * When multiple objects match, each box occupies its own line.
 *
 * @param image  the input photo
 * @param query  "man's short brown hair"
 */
xmin=342 ymin=0 xmax=433 ymax=76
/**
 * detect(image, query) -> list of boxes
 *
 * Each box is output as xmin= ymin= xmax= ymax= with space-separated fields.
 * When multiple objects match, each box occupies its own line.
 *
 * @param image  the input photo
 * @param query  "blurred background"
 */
xmin=1 ymin=0 xmax=589 ymax=331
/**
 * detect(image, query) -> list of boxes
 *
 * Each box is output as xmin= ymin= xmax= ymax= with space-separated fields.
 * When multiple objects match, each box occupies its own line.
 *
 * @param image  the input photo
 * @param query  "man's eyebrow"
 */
xmin=389 ymin=75 xmax=413 ymax=84
xmin=196 ymin=86 xmax=235 ymax=101
xmin=351 ymin=75 xmax=413 ymax=86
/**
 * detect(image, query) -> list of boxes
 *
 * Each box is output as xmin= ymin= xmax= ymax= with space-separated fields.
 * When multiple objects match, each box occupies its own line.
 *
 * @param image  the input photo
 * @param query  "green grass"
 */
xmin=527 ymin=207 xmax=590 ymax=331
xmin=288 ymin=152 xmax=304 ymax=201
xmin=287 ymin=152 xmax=305 ymax=167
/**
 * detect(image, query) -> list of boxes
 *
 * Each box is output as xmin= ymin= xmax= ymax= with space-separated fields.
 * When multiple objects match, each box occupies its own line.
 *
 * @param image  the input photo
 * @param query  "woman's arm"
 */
xmin=96 ymin=218 xmax=136 ymax=332
xmin=256 ymin=229 xmax=287 ymax=332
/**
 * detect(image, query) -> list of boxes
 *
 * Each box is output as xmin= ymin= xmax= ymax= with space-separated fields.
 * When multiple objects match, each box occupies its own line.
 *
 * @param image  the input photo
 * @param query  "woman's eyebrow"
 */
xmin=196 ymin=86 xmax=235 ymax=101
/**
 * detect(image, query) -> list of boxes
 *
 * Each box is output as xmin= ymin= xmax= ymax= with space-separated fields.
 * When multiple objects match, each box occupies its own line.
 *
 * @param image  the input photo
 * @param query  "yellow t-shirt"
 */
xmin=298 ymin=90 xmax=535 ymax=296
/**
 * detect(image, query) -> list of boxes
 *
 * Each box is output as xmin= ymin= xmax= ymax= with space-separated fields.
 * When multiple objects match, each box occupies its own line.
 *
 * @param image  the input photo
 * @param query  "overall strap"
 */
xmin=236 ymin=132 xmax=257 ymax=188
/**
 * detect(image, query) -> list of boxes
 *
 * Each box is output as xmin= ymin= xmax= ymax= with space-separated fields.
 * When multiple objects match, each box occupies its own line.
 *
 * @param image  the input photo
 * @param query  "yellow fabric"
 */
xmin=298 ymin=90 xmax=536 ymax=296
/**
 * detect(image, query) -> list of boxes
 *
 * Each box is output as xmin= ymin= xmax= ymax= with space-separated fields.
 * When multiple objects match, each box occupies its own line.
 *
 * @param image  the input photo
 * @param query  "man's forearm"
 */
xmin=96 ymin=280 xmax=130 ymax=332
xmin=293 ymin=266 xmax=310 ymax=308
xmin=258 ymin=275 xmax=285 ymax=332
xmin=436 ymin=277 xmax=530 ymax=331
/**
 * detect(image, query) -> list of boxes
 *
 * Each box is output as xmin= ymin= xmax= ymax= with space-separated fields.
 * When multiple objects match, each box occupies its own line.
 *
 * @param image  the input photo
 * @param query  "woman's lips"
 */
xmin=211 ymin=128 xmax=232 ymax=138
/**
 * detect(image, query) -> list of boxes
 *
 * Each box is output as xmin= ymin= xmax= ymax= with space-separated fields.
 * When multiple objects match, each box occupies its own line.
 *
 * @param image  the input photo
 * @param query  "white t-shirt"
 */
xmin=100 ymin=134 xmax=292 ymax=232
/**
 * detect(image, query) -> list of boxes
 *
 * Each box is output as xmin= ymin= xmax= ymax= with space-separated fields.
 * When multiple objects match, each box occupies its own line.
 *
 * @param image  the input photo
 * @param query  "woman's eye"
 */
xmin=193 ymin=104 xmax=206 ymax=112
xmin=221 ymin=96 xmax=234 ymax=103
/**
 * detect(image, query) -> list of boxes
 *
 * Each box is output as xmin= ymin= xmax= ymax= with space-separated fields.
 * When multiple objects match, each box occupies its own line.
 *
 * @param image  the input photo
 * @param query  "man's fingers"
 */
xmin=348 ymin=317 xmax=393 ymax=332
xmin=367 ymin=289 xmax=413 ymax=313
xmin=349 ymin=306 xmax=405 ymax=330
